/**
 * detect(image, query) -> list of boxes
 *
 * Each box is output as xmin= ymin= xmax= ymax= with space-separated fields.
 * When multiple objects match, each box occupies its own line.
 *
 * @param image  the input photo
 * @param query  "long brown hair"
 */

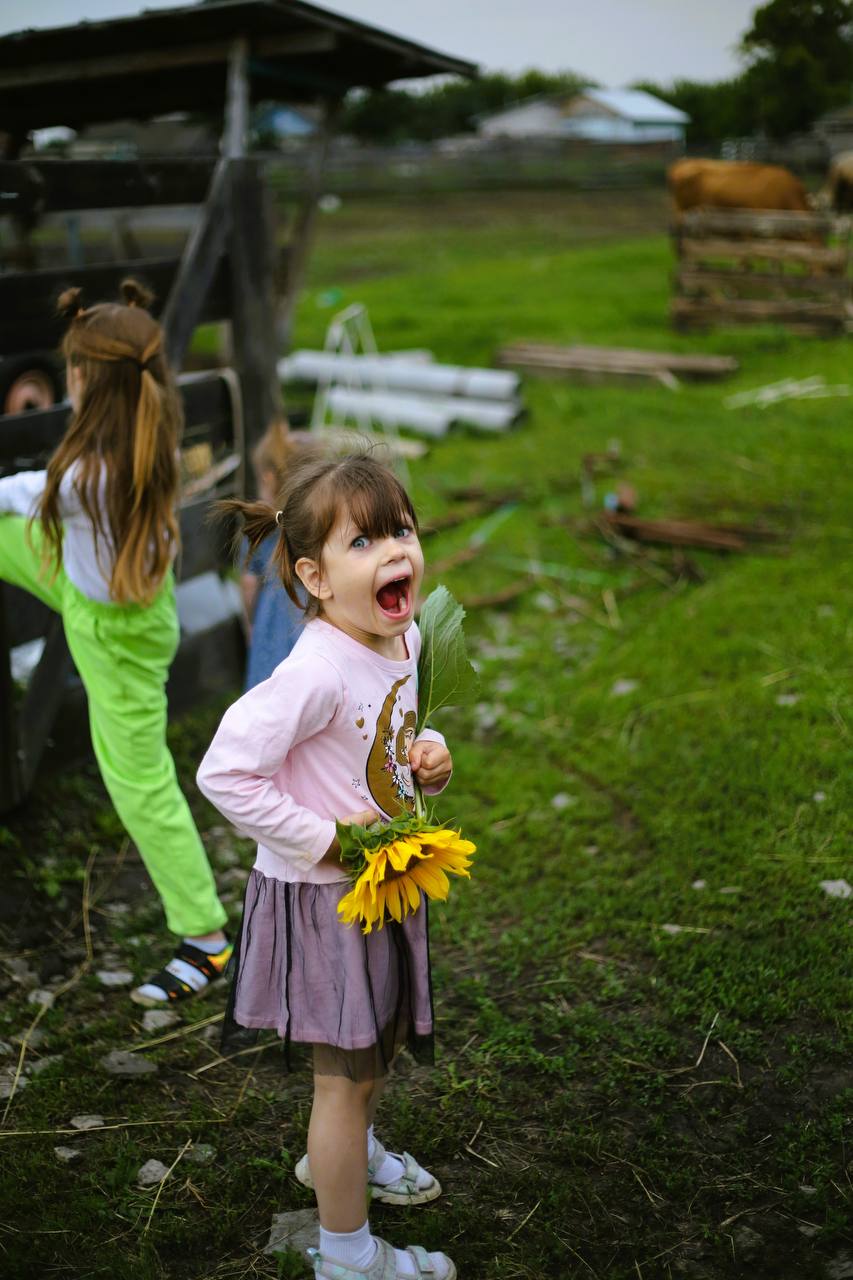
xmin=38 ymin=278 xmax=181 ymax=605
xmin=220 ymin=451 xmax=418 ymax=618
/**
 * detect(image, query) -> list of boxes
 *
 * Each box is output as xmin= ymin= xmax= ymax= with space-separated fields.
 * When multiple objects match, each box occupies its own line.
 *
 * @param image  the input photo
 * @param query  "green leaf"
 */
xmin=416 ymin=585 xmax=480 ymax=734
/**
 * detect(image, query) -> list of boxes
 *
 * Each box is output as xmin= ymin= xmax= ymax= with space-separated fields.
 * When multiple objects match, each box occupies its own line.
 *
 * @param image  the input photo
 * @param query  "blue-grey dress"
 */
xmin=244 ymin=534 xmax=303 ymax=690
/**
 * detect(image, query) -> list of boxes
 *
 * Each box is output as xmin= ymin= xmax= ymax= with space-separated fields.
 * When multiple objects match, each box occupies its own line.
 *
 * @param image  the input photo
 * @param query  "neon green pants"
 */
xmin=0 ymin=516 xmax=227 ymax=937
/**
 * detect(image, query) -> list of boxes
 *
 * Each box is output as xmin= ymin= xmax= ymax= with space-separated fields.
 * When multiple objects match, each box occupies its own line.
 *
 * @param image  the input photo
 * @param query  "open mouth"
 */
xmin=375 ymin=575 xmax=412 ymax=620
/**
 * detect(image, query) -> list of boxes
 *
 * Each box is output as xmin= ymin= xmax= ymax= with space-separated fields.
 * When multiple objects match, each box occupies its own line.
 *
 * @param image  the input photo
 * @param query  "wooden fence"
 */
xmin=671 ymin=209 xmax=852 ymax=336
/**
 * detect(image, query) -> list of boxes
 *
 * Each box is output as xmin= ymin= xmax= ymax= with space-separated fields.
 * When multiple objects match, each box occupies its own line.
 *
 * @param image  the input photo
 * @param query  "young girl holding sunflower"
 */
xmin=197 ymin=452 xmax=459 ymax=1280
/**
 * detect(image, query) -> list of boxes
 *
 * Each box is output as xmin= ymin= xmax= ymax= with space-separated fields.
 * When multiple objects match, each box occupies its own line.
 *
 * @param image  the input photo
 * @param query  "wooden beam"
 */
xmin=496 ymin=342 xmax=739 ymax=381
xmin=678 ymin=209 xmax=842 ymax=240
xmin=679 ymin=237 xmax=848 ymax=271
xmin=162 ymin=159 xmax=232 ymax=368
xmin=224 ymin=39 xmax=250 ymax=159
xmin=0 ymin=30 xmax=337 ymax=92
xmin=0 ymin=159 xmax=217 ymax=218
xmin=672 ymin=296 xmax=846 ymax=333
xmin=0 ymin=254 xmax=231 ymax=356
xmin=677 ymin=268 xmax=850 ymax=299
xmin=0 ymin=370 xmax=238 ymax=465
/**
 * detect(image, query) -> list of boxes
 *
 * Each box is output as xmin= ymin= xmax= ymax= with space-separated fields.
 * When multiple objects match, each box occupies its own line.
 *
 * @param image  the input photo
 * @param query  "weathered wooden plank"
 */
xmin=0 ymin=255 xmax=231 ymax=356
xmin=679 ymin=237 xmax=848 ymax=270
xmin=0 ymin=370 xmax=237 ymax=465
xmin=0 ymin=159 xmax=216 ymax=218
xmin=677 ymin=268 xmax=851 ymax=299
xmin=0 ymin=30 xmax=336 ymax=92
xmin=227 ymin=158 xmax=282 ymax=465
xmin=224 ymin=39 xmax=250 ymax=159
xmin=678 ymin=210 xmax=843 ymax=239
xmin=496 ymin=342 xmax=739 ymax=380
xmin=672 ymin=296 xmax=846 ymax=333
xmin=601 ymin=513 xmax=746 ymax=551
xmin=162 ymin=160 xmax=232 ymax=368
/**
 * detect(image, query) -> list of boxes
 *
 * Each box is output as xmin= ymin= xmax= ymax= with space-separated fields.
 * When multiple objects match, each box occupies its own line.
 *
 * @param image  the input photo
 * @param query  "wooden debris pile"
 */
xmin=496 ymin=342 xmax=738 ymax=388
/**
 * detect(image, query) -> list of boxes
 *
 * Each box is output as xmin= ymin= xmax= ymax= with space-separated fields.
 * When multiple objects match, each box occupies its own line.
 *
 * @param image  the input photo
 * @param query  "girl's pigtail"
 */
xmin=120 ymin=277 xmax=155 ymax=311
xmin=215 ymin=498 xmax=303 ymax=608
xmin=131 ymin=334 xmax=164 ymax=502
xmin=217 ymin=497 xmax=280 ymax=562
xmin=57 ymin=286 xmax=85 ymax=320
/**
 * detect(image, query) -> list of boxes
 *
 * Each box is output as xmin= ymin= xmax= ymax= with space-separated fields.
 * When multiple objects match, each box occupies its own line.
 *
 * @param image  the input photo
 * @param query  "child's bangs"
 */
xmin=336 ymin=466 xmax=418 ymax=540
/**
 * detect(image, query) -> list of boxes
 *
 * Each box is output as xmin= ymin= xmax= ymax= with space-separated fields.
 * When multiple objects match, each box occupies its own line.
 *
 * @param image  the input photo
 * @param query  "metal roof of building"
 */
xmin=0 ymin=0 xmax=477 ymax=134
xmin=583 ymin=88 xmax=689 ymax=124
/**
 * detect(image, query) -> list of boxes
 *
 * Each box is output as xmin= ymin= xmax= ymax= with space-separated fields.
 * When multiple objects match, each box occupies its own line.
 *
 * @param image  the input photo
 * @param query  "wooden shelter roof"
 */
xmin=0 ymin=0 xmax=477 ymax=133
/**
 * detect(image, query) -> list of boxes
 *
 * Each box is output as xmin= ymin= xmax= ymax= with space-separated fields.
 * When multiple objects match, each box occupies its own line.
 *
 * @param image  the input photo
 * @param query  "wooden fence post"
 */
xmin=162 ymin=158 xmax=232 ymax=369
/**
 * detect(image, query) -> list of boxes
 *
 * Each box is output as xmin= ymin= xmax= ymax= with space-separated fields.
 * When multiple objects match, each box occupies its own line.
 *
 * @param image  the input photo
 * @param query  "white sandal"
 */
xmin=308 ymin=1237 xmax=456 ymax=1279
xmin=295 ymin=1139 xmax=442 ymax=1206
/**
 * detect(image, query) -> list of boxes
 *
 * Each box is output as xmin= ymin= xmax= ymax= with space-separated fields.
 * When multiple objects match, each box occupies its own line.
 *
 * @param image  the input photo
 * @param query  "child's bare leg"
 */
xmin=366 ymin=1076 xmax=386 ymax=1128
xmin=308 ymin=1072 xmax=454 ymax=1279
xmin=308 ymin=1073 xmax=373 ymax=1232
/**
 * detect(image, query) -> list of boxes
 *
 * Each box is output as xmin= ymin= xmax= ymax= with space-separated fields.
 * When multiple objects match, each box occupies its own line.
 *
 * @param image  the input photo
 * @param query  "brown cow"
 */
xmin=667 ymin=159 xmax=811 ymax=217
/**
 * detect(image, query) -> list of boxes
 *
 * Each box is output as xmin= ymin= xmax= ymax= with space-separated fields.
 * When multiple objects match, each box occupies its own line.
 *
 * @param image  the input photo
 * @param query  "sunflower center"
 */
xmin=384 ymin=855 xmax=415 ymax=881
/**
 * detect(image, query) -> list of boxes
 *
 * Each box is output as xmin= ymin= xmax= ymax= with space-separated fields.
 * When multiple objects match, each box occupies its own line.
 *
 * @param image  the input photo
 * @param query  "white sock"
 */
xmin=367 ymin=1124 xmax=433 ymax=1191
xmin=319 ymin=1222 xmax=376 ymax=1269
xmin=134 ymin=938 xmax=230 ymax=1002
xmin=184 ymin=936 xmax=229 ymax=954
xmin=317 ymin=1219 xmax=447 ymax=1280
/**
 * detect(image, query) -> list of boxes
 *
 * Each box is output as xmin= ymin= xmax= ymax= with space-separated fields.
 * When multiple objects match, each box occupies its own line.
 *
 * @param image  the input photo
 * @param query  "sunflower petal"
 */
xmin=410 ymin=860 xmax=450 ymax=901
xmin=402 ymin=874 xmax=422 ymax=912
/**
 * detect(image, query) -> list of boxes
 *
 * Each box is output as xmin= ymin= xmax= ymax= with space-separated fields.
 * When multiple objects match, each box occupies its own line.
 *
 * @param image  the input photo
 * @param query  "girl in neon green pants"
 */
xmin=0 ymin=279 xmax=230 ymax=1005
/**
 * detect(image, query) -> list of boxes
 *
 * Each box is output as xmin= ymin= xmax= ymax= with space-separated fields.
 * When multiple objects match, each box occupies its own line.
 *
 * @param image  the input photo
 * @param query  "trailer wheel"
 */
xmin=0 ymin=356 xmax=62 ymax=416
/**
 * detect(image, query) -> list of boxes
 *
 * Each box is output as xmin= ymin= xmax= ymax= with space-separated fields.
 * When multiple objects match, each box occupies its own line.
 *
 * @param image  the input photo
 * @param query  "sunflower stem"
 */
xmin=414 ymin=782 xmax=427 ymax=821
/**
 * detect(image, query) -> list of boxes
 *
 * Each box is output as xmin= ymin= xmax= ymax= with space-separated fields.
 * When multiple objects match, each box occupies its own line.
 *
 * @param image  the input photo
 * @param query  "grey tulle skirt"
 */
xmin=223 ymin=870 xmax=435 ymax=1080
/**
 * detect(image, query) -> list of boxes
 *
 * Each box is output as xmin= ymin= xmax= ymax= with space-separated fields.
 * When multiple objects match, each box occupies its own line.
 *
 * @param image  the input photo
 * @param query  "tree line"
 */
xmin=337 ymin=0 xmax=852 ymax=144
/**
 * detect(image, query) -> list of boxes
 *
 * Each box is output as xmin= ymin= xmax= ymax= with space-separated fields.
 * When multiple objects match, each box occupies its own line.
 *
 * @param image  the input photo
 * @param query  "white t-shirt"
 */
xmin=0 ymin=465 xmax=116 ymax=602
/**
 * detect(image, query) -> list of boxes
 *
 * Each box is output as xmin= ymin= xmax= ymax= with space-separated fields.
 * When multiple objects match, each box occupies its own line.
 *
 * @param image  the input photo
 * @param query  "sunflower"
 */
xmin=338 ymin=826 xmax=475 ymax=934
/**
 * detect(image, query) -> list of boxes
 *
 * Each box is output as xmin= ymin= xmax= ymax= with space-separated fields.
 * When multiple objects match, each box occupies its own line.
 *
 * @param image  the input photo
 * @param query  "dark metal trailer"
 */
xmin=0 ymin=0 xmax=474 ymax=812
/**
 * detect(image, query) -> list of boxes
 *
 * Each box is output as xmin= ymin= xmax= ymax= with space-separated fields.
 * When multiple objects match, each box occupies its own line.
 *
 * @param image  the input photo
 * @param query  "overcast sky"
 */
xmin=0 ymin=0 xmax=760 ymax=85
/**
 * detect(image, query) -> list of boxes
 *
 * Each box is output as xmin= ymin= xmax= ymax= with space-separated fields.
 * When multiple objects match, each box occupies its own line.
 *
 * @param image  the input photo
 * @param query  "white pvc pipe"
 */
xmin=326 ymin=388 xmax=452 ymax=437
xmin=326 ymin=387 xmax=519 ymax=435
xmin=279 ymin=351 xmax=520 ymax=402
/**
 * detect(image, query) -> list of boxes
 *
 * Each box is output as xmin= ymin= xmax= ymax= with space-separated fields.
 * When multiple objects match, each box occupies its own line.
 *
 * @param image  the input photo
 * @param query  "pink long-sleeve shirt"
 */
xmin=196 ymin=617 xmax=449 ymax=884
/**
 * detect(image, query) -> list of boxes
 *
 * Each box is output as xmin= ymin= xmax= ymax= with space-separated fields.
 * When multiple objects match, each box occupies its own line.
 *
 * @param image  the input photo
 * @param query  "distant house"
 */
xmin=479 ymin=88 xmax=688 ymax=144
xmin=252 ymin=104 xmax=318 ymax=149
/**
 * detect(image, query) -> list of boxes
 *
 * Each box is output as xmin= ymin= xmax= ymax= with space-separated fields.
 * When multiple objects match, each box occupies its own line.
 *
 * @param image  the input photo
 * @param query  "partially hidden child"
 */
xmin=240 ymin=418 xmax=304 ymax=689
xmin=197 ymin=452 xmax=458 ymax=1280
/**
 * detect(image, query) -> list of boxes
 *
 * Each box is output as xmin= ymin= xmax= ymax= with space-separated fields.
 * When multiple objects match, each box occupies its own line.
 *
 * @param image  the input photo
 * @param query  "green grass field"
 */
xmin=1 ymin=189 xmax=851 ymax=1280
